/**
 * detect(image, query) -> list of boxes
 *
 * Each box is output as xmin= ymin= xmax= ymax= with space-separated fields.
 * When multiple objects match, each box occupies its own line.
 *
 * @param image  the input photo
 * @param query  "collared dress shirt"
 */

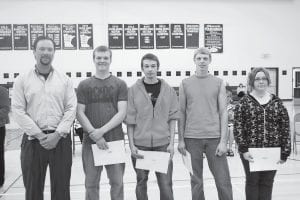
xmin=12 ymin=68 xmax=77 ymax=140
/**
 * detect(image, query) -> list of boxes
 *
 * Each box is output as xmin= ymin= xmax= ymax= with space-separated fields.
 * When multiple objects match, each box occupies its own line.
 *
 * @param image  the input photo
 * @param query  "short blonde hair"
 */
xmin=193 ymin=47 xmax=211 ymax=60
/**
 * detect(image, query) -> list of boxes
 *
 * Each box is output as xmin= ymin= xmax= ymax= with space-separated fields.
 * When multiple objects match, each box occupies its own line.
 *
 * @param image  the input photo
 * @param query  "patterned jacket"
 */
xmin=233 ymin=94 xmax=291 ymax=160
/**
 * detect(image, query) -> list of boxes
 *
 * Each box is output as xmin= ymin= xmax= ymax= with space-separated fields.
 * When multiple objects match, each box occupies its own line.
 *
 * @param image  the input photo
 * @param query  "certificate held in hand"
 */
xmin=136 ymin=150 xmax=170 ymax=174
xmin=249 ymin=147 xmax=281 ymax=172
xmin=91 ymin=140 xmax=126 ymax=166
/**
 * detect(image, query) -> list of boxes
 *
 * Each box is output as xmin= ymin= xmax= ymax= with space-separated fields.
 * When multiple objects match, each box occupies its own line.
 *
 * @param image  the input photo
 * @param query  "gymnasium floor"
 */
xmin=1 ymin=101 xmax=299 ymax=200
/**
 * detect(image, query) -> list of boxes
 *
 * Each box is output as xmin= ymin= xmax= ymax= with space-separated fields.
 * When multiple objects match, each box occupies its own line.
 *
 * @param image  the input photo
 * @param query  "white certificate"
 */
xmin=91 ymin=140 xmax=126 ymax=166
xmin=181 ymin=151 xmax=193 ymax=175
xmin=249 ymin=147 xmax=281 ymax=172
xmin=135 ymin=150 xmax=170 ymax=174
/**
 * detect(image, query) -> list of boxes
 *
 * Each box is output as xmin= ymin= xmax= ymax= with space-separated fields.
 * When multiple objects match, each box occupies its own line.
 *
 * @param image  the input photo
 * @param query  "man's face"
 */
xmin=93 ymin=51 xmax=111 ymax=73
xmin=142 ymin=59 xmax=158 ymax=79
xmin=194 ymin=53 xmax=211 ymax=72
xmin=34 ymin=40 xmax=55 ymax=66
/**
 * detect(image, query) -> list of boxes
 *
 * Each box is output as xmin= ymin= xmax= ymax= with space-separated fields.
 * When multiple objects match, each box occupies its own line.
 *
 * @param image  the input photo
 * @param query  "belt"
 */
xmin=42 ymin=130 xmax=56 ymax=134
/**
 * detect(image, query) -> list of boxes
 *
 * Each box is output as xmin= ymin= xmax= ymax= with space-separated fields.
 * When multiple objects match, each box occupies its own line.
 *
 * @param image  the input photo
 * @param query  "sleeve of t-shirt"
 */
xmin=77 ymin=81 xmax=88 ymax=105
xmin=118 ymin=80 xmax=128 ymax=101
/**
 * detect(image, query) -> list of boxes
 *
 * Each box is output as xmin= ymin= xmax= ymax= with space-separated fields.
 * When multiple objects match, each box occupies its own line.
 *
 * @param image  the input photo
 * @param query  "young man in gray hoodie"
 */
xmin=126 ymin=53 xmax=179 ymax=200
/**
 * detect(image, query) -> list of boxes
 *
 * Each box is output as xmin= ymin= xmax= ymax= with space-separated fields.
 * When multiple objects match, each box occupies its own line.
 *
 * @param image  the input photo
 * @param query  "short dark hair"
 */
xmin=193 ymin=47 xmax=212 ymax=61
xmin=93 ymin=46 xmax=112 ymax=59
xmin=140 ymin=53 xmax=160 ymax=70
xmin=248 ymin=67 xmax=271 ymax=88
xmin=33 ymin=36 xmax=55 ymax=51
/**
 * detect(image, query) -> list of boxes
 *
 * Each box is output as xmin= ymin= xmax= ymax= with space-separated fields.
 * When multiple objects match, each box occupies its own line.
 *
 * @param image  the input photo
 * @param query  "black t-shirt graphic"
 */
xmin=143 ymin=80 xmax=161 ymax=107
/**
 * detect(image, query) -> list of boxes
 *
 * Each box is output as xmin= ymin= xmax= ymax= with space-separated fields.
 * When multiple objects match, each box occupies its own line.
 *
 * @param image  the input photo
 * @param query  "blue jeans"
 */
xmin=185 ymin=138 xmax=233 ymax=200
xmin=240 ymin=154 xmax=276 ymax=200
xmin=82 ymin=136 xmax=125 ymax=200
xmin=131 ymin=144 xmax=174 ymax=200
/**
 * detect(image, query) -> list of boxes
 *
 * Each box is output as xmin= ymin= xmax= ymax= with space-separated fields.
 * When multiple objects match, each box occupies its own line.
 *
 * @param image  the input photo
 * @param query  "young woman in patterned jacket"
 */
xmin=234 ymin=67 xmax=291 ymax=200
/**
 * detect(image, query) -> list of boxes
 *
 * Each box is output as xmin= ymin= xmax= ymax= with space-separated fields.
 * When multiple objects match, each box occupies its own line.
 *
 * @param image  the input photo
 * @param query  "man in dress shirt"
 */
xmin=12 ymin=36 xmax=77 ymax=200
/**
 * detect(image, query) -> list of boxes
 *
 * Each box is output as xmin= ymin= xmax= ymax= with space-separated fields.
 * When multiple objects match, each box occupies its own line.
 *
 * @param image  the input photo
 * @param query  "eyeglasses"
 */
xmin=254 ymin=77 xmax=268 ymax=82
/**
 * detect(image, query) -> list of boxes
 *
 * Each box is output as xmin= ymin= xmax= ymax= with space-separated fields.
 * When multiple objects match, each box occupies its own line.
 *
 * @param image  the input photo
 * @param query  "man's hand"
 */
xmin=177 ymin=140 xmax=187 ymax=156
xmin=215 ymin=142 xmax=227 ymax=156
xmin=89 ymin=128 xmax=105 ymax=142
xmin=130 ymin=145 xmax=144 ymax=159
xmin=40 ymin=132 xmax=61 ymax=150
xmin=167 ymin=143 xmax=175 ymax=159
xmin=243 ymin=152 xmax=254 ymax=162
xmin=96 ymin=137 xmax=109 ymax=150
xmin=35 ymin=132 xmax=47 ymax=141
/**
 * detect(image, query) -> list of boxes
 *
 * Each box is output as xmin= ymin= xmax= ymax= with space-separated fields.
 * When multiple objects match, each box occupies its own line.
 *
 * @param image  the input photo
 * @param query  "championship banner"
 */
xmin=186 ymin=24 xmax=199 ymax=49
xmin=204 ymin=24 xmax=223 ymax=53
xmin=0 ymin=24 xmax=12 ymax=50
xmin=171 ymin=24 xmax=184 ymax=49
xmin=13 ymin=24 xmax=29 ymax=50
xmin=108 ymin=24 xmax=123 ymax=49
xmin=30 ymin=24 xmax=44 ymax=50
xmin=155 ymin=24 xmax=170 ymax=49
xmin=124 ymin=24 xmax=138 ymax=49
xmin=139 ymin=24 xmax=154 ymax=49
xmin=46 ymin=24 xmax=61 ymax=50
xmin=78 ymin=24 xmax=93 ymax=50
xmin=62 ymin=24 xmax=77 ymax=50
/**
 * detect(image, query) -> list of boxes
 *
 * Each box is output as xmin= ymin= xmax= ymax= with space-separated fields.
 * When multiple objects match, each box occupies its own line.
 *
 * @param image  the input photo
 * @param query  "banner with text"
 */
xmin=13 ymin=24 xmax=29 ymax=50
xmin=30 ymin=24 xmax=44 ymax=50
xmin=155 ymin=24 xmax=170 ymax=49
xmin=171 ymin=24 xmax=185 ymax=49
xmin=62 ymin=24 xmax=77 ymax=50
xmin=204 ymin=24 xmax=223 ymax=53
xmin=186 ymin=24 xmax=199 ymax=49
xmin=108 ymin=24 xmax=123 ymax=49
xmin=139 ymin=24 xmax=154 ymax=49
xmin=46 ymin=24 xmax=61 ymax=50
xmin=0 ymin=24 xmax=12 ymax=50
xmin=78 ymin=24 xmax=93 ymax=50
xmin=124 ymin=24 xmax=139 ymax=49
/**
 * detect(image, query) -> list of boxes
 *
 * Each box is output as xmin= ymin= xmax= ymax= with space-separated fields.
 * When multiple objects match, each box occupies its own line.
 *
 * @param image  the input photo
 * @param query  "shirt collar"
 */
xmin=34 ymin=65 xmax=54 ymax=76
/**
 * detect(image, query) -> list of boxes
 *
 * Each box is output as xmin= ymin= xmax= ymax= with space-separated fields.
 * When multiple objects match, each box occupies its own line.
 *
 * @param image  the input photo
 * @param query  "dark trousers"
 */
xmin=131 ymin=144 xmax=174 ymax=200
xmin=0 ymin=126 xmax=5 ymax=186
xmin=240 ymin=154 xmax=277 ymax=200
xmin=21 ymin=133 xmax=72 ymax=200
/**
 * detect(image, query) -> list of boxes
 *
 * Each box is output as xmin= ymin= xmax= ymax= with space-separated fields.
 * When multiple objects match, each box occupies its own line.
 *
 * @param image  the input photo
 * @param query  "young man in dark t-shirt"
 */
xmin=76 ymin=46 xmax=127 ymax=200
xmin=126 ymin=53 xmax=179 ymax=200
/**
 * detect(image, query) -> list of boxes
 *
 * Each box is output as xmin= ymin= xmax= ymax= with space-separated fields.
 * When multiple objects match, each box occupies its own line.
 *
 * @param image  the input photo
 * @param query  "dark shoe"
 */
xmin=227 ymin=150 xmax=234 ymax=157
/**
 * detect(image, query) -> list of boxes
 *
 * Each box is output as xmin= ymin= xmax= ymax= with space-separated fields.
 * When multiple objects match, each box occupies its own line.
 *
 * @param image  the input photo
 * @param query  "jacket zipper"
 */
xmin=263 ymin=108 xmax=266 ymax=147
xmin=151 ymin=106 xmax=154 ymax=147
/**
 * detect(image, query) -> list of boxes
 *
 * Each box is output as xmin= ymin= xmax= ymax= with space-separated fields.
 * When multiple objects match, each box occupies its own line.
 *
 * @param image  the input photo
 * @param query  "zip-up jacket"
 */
xmin=125 ymin=78 xmax=179 ymax=147
xmin=233 ymin=94 xmax=291 ymax=161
